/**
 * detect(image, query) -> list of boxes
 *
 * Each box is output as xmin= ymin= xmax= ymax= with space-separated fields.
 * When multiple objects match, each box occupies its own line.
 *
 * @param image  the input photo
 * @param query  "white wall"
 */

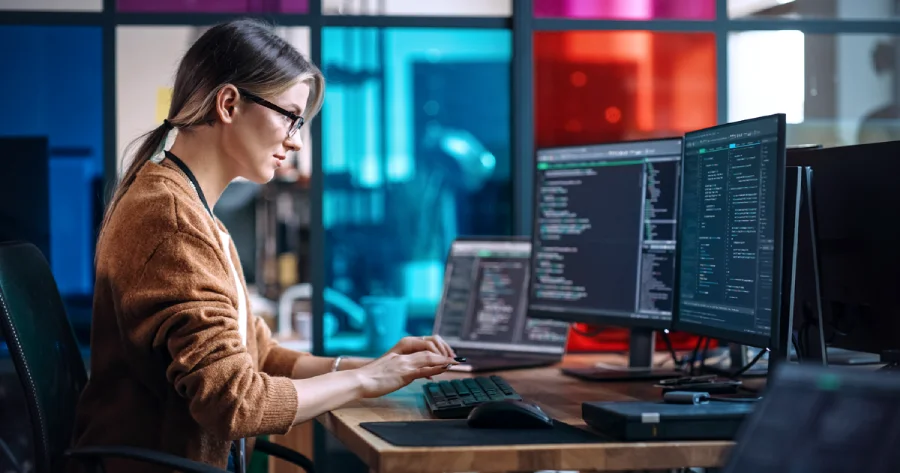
xmin=0 ymin=0 xmax=100 ymax=11
xmin=323 ymin=0 xmax=510 ymax=16
xmin=116 ymin=27 xmax=195 ymax=171
xmin=728 ymin=31 xmax=806 ymax=125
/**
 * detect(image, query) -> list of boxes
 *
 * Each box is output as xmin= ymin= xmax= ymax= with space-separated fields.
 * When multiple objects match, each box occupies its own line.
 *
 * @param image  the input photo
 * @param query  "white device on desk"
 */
xmin=431 ymin=237 xmax=570 ymax=372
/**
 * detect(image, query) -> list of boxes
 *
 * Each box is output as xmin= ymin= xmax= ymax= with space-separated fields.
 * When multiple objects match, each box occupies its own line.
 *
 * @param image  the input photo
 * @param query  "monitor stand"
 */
xmin=561 ymin=328 xmax=684 ymax=381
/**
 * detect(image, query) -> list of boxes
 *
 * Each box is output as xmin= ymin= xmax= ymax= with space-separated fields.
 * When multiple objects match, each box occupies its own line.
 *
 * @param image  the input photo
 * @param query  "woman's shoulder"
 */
xmin=98 ymin=161 xmax=221 ymax=272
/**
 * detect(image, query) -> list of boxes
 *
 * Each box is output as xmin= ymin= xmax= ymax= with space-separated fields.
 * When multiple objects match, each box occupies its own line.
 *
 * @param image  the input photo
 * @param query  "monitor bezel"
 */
xmin=671 ymin=113 xmax=787 ymax=350
xmin=526 ymin=136 xmax=684 ymax=331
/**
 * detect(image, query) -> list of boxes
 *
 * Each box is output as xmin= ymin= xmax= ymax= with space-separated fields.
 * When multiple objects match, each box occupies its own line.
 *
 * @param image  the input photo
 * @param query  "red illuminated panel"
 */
xmin=534 ymin=31 xmax=717 ymax=352
xmin=535 ymin=31 xmax=716 ymax=149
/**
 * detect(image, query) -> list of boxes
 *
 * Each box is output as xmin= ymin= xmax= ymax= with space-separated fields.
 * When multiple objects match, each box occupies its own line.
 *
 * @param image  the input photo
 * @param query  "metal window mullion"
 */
xmin=512 ymin=0 xmax=534 ymax=236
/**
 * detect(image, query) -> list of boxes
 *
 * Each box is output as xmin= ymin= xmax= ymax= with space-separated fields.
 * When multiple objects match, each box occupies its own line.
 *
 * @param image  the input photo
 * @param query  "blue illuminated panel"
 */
xmin=321 ymin=28 xmax=512 ymax=356
xmin=0 ymin=26 xmax=103 ymax=299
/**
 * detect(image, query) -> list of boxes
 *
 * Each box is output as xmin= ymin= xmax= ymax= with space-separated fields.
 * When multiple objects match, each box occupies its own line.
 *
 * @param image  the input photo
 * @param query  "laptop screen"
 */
xmin=433 ymin=239 xmax=569 ymax=355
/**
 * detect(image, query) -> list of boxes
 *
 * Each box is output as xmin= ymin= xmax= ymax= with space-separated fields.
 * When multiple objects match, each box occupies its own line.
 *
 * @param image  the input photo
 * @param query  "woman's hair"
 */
xmin=101 ymin=18 xmax=324 ymax=232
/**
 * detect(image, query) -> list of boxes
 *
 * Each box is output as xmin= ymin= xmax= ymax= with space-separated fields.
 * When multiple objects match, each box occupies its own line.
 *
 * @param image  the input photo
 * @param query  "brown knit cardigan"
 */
xmin=69 ymin=159 xmax=306 ymax=472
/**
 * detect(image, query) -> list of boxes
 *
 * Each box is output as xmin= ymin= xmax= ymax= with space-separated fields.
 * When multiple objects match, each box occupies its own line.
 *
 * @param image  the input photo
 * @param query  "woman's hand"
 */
xmin=387 ymin=335 xmax=456 ymax=358
xmin=354 ymin=351 xmax=457 ymax=398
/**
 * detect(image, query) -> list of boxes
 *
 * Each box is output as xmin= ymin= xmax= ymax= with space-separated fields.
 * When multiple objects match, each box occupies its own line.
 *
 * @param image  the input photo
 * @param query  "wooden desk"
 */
xmin=317 ymin=355 xmax=733 ymax=473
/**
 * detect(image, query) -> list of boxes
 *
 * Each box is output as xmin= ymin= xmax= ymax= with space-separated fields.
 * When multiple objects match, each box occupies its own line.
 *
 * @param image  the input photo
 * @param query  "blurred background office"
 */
xmin=0 ymin=0 xmax=898 ymax=472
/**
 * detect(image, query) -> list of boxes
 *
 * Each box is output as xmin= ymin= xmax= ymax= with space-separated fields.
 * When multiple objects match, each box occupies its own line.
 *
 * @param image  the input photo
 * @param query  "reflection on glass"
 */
xmin=534 ymin=0 xmax=715 ymax=20
xmin=0 ymin=26 xmax=103 ymax=344
xmin=322 ymin=27 xmax=512 ymax=356
xmin=729 ymin=0 xmax=900 ymax=19
xmin=323 ymin=0 xmax=510 ymax=16
xmin=1 ymin=0 xmax=101 ymax=11
xmin=116 ymin=0 xmax=308 ymax=13
xmin=534 ymin=31 xmax=717 ymax=148
xmin=116 ymin=26 xmax=312 ymax=175
xmin=729 ymin=32 xmax=900 ymax=147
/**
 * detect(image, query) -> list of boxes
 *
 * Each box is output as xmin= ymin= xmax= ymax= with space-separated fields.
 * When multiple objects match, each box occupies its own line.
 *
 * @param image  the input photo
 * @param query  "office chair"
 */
xmin=0 ymin=242 xmax=314 ymax=473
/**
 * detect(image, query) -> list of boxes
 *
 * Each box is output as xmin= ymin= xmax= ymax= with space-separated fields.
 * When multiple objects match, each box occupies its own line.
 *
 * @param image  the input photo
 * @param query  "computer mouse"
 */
xmin=466 ymin=399 xmax=554 ymax=429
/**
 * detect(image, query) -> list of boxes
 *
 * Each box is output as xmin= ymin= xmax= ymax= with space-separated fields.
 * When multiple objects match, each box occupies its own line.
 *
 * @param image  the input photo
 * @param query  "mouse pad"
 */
xmin=359 ymin=419 xmax=606 ymax=447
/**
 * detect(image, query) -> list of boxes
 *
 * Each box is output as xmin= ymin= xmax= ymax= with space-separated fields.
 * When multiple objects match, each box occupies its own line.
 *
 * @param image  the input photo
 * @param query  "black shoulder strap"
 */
xmin=164 ymin=150 xmax=213 ymax=217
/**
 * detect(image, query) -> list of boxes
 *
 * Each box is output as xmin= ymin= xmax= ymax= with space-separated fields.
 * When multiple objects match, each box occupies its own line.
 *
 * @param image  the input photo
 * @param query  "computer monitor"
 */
xmin=787 ymin=140 xmax=900 ymax=362
xmin=723 ymin=363 xmax=900 ymax=473
xmin=528 ymin=137 xmax=685 ymax=380
xmin=673 ymin=114 xmax=788 ymax=363
xmin=433 ymin=237 xmax=570 ymax=372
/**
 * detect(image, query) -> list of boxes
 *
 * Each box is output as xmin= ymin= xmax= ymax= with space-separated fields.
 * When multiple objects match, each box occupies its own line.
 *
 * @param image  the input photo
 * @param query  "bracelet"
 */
xmin=331 ymin=356 xmax=344 ymax=373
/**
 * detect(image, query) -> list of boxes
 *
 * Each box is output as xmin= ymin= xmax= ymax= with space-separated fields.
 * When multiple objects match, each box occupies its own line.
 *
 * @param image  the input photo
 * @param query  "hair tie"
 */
xmin=151 ymin=120 xmax=175 ymax=164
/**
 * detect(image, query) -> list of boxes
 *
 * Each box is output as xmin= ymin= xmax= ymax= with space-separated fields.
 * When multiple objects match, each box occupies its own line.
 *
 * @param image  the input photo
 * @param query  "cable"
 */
xmin=792 ymin=337 xmax=803 ymax=362
xmin=659 ymin=330 xmax=682 ymax=368
xmin=688 ymin=337 xmax=704 ymax=376
xmin=728 ymin=347 xmax=768 ymax=378
xmin=699 ymin=337 xmax=711 ymax=371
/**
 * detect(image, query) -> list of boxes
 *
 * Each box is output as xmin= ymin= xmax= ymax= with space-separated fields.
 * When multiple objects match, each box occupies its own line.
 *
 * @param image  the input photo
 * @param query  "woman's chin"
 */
xmin=244 ymin=168 xmax=275 ymax=184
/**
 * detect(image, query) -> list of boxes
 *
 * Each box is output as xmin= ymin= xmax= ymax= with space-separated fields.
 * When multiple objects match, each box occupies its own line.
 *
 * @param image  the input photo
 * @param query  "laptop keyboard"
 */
xmin=423 ymin=375 xmax=522 ymax=419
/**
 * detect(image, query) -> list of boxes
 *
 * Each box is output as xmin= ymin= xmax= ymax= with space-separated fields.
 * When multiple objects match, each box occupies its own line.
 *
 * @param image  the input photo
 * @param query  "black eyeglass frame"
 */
xmin=237 ymin=87 xmax=305 ymax=138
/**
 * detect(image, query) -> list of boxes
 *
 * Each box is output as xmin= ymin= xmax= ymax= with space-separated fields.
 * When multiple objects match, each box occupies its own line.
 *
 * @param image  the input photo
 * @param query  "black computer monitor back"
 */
xmin=723 ymin=363 xmax=900 ymax=473
xmin=788 ymin=140 xmax=900 ymax=357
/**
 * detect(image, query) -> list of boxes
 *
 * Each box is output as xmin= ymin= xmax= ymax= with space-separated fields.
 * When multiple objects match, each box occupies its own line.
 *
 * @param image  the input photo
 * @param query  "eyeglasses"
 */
xmin=237 ymin=88 xmax=305 ymax=138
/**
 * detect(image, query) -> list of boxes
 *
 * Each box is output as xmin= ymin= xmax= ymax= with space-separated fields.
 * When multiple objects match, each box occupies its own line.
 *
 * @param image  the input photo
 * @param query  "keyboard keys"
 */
xmin=423 ymin=375 xmax=522 ymax=419
xmin=451 ymin=379 xmax=470 ymax=395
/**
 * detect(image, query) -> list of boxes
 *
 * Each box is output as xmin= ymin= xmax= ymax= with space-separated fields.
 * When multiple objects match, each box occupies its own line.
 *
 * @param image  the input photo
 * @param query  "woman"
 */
xmin=71 ymin=19 xmax=457 ymax=473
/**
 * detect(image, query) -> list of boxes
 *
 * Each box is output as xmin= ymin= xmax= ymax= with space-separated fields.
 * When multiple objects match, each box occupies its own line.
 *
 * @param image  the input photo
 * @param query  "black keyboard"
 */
xmin=423 ymin=375 xmax=521 ymax=419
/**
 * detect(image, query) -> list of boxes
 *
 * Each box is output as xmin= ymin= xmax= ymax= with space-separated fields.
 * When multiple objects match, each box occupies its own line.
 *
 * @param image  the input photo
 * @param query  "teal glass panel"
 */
xmin=321 ymin=28 xmax=513 ymax=356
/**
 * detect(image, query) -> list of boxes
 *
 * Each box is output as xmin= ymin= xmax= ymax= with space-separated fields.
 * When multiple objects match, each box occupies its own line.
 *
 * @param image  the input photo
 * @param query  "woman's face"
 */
xmin=225 ymin=80 xmax=310 ymax=183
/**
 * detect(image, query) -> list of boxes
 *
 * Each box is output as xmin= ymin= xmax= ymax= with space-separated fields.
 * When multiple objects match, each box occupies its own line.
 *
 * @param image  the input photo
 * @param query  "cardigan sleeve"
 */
xmin=253 ymin=314 xmax=310 ymax=378
xmin=120 ymin=230 xmax=298 ymax=440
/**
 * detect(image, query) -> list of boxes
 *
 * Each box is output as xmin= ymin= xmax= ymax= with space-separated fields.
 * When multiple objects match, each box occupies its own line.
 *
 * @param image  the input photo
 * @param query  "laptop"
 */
xmin=431 ymin=237 xmax=570 ymax=372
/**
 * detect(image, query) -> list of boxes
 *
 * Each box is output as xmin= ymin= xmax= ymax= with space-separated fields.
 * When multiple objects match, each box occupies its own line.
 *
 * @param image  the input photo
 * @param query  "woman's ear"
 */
xmin=216 ymin=85 xmax=240 ymax=124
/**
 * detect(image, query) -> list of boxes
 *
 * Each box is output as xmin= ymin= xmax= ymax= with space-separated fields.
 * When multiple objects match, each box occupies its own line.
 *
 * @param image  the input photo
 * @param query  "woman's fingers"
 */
xmin=416 ymin=364 xmax=450 ymax=380
xmin=424 ymin=340 xmax=443 ymax=357
xmin=406 ymin=351 xmax=455 ymax=370
xmin=431 ymin=334 xmax=455 ymax=357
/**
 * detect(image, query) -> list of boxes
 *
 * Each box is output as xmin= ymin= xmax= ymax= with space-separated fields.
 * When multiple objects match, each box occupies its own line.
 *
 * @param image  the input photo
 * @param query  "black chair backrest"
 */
xmin=0 ymin=242 xmax=88 ymax=473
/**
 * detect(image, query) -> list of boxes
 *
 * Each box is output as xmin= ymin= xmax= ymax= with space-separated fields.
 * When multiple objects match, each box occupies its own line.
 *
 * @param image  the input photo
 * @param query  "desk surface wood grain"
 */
xmin=317 ymin=354 xmax=734 ymax=473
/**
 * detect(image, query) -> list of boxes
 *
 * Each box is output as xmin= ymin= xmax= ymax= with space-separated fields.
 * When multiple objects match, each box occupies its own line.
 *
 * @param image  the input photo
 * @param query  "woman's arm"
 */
xmin=121 ymin=231 xmax=299 ymax=441
xmin=290 ymin=355 xmax=370 ymax=379
xmin=288 ymin=370 xmax=363 ymax=424
xmin=289 ymin=351 xmax=456 ymax=425
xmin=288 ymin=336 xmax=455 ymax=379
xmin=252 ymin=314 xmax=371 ymax=378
